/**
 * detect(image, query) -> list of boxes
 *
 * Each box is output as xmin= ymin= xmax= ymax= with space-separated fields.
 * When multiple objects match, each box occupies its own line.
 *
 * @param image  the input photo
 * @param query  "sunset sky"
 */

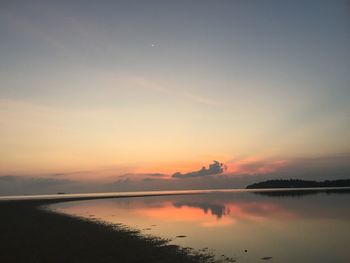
xmin=1 ymin=0 xmax=349 ymax=194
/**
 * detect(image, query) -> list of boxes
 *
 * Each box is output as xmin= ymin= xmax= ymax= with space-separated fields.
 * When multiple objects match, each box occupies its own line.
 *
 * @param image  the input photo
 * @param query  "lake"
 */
xmin=49 ymin=189 xmax=350 ymax=263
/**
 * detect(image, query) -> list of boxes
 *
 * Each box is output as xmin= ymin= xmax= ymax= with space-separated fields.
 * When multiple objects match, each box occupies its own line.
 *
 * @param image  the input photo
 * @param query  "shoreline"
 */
xmin=0 ymin=197 xmax=215 ymax=263
xmin=0 ymin=189 xmax=207 ymax=201
xmin=2 ymin=186 xmax=350 ymax=201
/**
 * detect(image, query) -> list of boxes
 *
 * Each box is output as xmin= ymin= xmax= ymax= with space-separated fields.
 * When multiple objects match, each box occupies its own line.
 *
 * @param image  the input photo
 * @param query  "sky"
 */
xmin=0 ymin=0 xmax=349 ymax=194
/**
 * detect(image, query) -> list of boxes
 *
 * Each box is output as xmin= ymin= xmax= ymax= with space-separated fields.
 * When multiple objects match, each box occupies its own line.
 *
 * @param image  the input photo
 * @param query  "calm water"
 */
xmin=50 ymin=189 xmax=350 ymax=263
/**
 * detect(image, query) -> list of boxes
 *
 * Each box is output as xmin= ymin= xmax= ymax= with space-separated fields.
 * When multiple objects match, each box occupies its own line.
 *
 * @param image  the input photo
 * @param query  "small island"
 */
xmin=246 ymin=179 xmax=350 ymax=189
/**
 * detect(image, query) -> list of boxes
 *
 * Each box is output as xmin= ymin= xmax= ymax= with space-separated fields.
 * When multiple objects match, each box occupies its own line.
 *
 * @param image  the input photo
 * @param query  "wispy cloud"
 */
xmin=226 ymin=157 xmax=288 ymax=176
xmin=130 ymin=77 xmax=222 ymax=106
xmin=225 ymin=153 xmax=350 ymax=180
xmin=48 ymin=170 xmax=92 ymax=177
xmin=114 ymin=173 xmax=169 ymax=182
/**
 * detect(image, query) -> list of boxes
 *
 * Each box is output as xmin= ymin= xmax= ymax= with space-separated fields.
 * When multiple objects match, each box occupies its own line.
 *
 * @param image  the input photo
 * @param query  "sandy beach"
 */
xmin=0 ymin=197 xmax=214 ymax=263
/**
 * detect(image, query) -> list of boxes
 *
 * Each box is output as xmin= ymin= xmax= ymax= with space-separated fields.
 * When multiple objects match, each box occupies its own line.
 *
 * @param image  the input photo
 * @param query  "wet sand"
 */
xmin=0 ymin=197 xmax=214 ymax=263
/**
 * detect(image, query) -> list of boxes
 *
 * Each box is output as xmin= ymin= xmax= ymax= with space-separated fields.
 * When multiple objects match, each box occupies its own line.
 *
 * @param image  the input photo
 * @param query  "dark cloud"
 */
xmin=116 ymin=173 xmax=167 ymax=180
xmin=147 ymin=173 xmax=167 ymax=177
xmin=172 ymin=161 xmax=224 ymax=179
xmin=143 ymin=177 xmax=157 ymax=182
xmin=0 ymin=175 xmax=19 ymax=181
xmin=49 ymin=173 xmax=66 ymax=177
xmin=113 ymin=178 xmax=133 ymax=184
xmin=0 ymin=175 xmax=77 ymax=195
xmin=239 ymin=161 xmax=267 ymax=171
xmin=47 ymin=170 xmax=92 ymax=177
xmin=275 ymin=154 xmax=350 ymax=180
xmin=2 ymin=154 xmax=349 ymax=196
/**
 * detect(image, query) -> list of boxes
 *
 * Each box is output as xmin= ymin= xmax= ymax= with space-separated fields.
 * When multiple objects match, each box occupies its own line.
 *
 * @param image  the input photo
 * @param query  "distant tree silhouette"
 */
xmin=246 ymin=179 xmax=350 ymax=189
xmin=252 ymin=188 xmax=350 ymax=197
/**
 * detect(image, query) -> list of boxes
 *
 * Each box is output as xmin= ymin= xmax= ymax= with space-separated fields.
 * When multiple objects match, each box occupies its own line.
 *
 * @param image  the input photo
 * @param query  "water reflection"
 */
xmin=173 ymin=202 xmax=226 ymax=219
xmin=50 ymin=189 xmax=350 ymax=263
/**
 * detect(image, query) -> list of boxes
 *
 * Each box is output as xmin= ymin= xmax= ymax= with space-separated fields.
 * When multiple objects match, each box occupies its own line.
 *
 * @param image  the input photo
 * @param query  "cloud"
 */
xmin=225 ymin=154 xmax=350 ymax=180
xmin=275 ymin=154 xmax=350 ymax=180
xmin=227 ymin=159 xmax=288 ymax=175
xmin=147 ymin=173 xmax=167 ymax=177
xmin=133 ymin=173 xmax=167 ymax=178
xmin=2 ymin=154 xmax=349 ymax=196
xmin=49 ymin=173 xmax=66 ymax=177
xmin=0 ymin=175 xmax=18 ymax=182
xmin=143 ymin=177 xmax=158 ymax=182
xmin=172 ymin=161 xmax=224 ymax=179
xmin=131 ymin=77 xmax=222 ymax=106
xmin=115 ymin=173 xmax=168 ymax=181
xmin=47 ymin=170 xmax=93 ymax=177
xmin=0 ymin=175 xmax=77 ymax=195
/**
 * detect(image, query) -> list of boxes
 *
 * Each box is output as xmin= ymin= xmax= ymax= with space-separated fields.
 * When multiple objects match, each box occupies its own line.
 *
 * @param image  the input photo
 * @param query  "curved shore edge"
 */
xmin=0 ymin=197 xmax=217 ymax=263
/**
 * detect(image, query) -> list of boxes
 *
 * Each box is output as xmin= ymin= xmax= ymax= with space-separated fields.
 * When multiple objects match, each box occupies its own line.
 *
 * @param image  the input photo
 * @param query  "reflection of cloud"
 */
xmin=53 ymin=190 xmax=350 ymax=234
xmin=234 ymin=202 xmax=296 ymax=221
xmin=172 ymin=161 xmax=224 ymax=179
xmin=173 ymin=202 xmax=227 ymax=219
xmin=172 ymin=199 xmax=296 ymax=223
xmin=136 ymin=203 xmax=235 ymax=227
xmin=134 ymin=198 xmax=296 ymax=228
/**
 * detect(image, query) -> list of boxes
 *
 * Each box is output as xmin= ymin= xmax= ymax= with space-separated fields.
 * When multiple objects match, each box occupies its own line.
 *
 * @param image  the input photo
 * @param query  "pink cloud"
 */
xmin=225 ymin=157 xmax=289 ymax=176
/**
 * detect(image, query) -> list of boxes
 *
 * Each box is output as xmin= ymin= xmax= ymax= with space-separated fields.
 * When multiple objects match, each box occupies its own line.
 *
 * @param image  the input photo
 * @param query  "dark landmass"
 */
xmin=0 ymin=197 xmax=215 ymax=263
xmin=246 ymin=179 xmax=350 ymax=189
xmin=253 ymin=188 xmax=350 ymax=197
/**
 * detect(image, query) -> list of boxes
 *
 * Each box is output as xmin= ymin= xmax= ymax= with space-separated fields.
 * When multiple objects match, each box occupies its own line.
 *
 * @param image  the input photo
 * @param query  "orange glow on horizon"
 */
xmin=225 ymin=157 xmax=289 ymax=176
xmin=134 ymin=158 xmax=229 ymax=176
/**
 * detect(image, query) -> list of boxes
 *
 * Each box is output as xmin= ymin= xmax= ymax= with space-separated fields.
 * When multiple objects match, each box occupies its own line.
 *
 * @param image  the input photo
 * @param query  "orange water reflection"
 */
xmin=50 ymin=190 xmax=350 ymax=263
xmin=136 ymin=200 xmax=296 ymax=227
xmin=54 ymin=196 xmax=296 ymax=228
xmin=137 ymin=204 xmax=234 ymax=227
